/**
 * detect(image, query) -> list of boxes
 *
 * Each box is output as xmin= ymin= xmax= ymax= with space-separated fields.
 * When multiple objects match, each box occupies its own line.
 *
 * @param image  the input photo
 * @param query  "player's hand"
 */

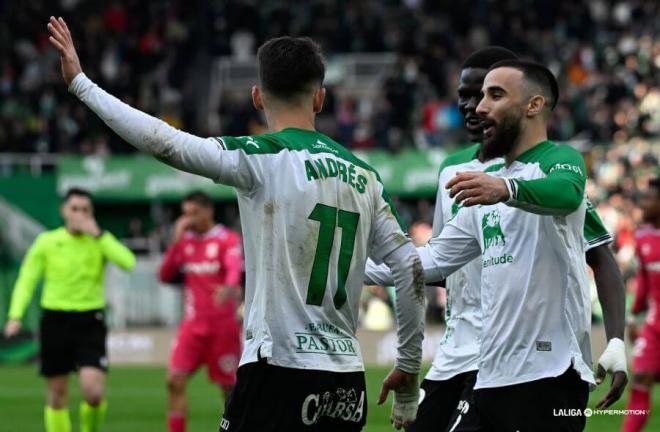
xmin=3 ymin=319 xmax=22 ymax=338
xmin=378 ymin=368 xmax=419 ymax=430
xmin=595 ymin=337 xmax=628 ymax=409
xmin=174 ymin=216 xmax=193 ymax=243
xmin=446 ymin=172 xmax=509 ymax=207
xmin=47 ymin=16 xmax=82 ymax=86
xmin=78 ymin=216 xmax=101 ymax=237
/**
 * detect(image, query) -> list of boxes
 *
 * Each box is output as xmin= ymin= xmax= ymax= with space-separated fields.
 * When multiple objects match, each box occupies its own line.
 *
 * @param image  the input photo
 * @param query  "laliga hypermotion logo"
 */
xmin=482 ymin=210 xmax=506 ymax=251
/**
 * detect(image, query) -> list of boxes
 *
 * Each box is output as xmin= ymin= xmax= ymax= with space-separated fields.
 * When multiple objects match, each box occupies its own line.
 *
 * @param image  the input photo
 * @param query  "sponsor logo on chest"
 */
xmin=183 ymin=261 xmax=220 ymax=274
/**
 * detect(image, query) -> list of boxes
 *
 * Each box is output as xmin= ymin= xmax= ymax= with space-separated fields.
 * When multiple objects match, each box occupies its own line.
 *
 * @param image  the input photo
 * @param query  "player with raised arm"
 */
xmin=366 ymin=60 xmax=625 ymax=431
xmin=159 ymin=191 xmax=243 ymax=432
xmin=403 ymin=47 xmax=628 ymax=432
xmin=624 ymin=178 xmax=660 ymax=432
xmin=47 ymin=16 xmax=425 ymax=431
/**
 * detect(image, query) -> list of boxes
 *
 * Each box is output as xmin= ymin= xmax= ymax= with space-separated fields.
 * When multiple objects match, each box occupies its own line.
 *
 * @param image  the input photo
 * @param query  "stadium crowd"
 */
xmin=1 ymin=0 xmax=658 ymax=154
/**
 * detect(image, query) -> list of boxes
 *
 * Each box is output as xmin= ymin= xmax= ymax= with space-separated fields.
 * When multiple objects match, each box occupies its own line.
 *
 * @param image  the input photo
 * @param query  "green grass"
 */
xmin=0 ymin=365 xmax=658 ymax=431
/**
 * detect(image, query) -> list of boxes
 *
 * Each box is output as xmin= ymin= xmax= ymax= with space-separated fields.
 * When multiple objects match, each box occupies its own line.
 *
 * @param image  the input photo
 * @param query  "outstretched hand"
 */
xmin=446 ymin=172 xmax=509 ymax=207
xmin=47 ymin=16 xmax=82 ymax=85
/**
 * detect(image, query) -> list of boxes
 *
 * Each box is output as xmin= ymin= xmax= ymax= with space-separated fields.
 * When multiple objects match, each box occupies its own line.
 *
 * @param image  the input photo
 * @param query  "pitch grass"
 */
xmin=0 ymin=365 xmax=658 ymax=432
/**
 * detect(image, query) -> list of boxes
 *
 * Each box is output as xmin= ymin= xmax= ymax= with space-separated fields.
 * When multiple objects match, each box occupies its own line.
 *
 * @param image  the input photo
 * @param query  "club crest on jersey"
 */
xmin=206 ymin=242 xmax=219 ymax=259
xmin=482 ymin=210 xmax=506 ymax=251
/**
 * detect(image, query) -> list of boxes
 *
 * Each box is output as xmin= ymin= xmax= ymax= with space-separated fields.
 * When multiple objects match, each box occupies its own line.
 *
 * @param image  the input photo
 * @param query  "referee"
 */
xmin=3 ymin=188 xmax=136 ymax=432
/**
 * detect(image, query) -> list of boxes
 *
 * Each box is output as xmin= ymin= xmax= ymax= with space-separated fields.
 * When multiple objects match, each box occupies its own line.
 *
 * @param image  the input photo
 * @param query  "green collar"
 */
xmin=512 ymin=140 xmax=554 ymax=164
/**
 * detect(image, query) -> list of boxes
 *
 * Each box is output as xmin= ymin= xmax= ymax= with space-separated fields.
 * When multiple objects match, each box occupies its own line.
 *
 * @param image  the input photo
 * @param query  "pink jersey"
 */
xmin=159 ymin=225 xmax=243 ymax=321
xmin=632 ymin=226 xmax=660 ymax=329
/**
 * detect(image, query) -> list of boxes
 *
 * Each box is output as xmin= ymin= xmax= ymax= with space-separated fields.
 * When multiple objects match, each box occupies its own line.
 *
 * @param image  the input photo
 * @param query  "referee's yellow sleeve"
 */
xmin=8 ymin=234 xmax=47 ymax=320
xmin=99 ymin=231 xmax=136 ymax=271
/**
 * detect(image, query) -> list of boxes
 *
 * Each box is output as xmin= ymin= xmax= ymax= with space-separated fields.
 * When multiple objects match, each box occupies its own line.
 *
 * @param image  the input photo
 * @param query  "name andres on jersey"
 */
xmin=304 ymin=157 xmax=368 ymax=194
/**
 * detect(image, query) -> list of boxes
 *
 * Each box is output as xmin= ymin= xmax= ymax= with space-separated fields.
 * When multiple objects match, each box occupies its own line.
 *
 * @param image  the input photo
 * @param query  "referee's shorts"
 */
xmin=39 ymin=309 xmax=108 ymax=377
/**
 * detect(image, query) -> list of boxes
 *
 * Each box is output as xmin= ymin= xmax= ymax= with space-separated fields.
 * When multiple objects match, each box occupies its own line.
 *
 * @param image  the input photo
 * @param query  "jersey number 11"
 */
xmin=307 ymin=203 xmax=360 ymax=309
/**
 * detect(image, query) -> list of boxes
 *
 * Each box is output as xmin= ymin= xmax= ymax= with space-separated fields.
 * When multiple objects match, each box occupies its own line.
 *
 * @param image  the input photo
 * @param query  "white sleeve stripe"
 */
xmin=588 ymin=234 xmax=613 ymax=245
xmin=586 ymin=237 xmax=613 ymax=251
xmin=504 ymin=178 xmax=517 ymax=203
xmin=587 ymin=233 xmax=613 ymax=243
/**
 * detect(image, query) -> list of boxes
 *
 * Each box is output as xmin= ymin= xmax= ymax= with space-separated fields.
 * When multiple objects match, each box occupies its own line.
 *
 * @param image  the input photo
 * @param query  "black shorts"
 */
xmin=406 ymin=371 xmax=480 ymax=432
xmin=220 ymin=358 xmax=367 ymax=432
xmin=39 ymin=309 xmax=108 ymax=377
xmin=473 ymin=367 xmax=589 ymax=432
xmin=446 ymin=371 xmax=488 ymax=432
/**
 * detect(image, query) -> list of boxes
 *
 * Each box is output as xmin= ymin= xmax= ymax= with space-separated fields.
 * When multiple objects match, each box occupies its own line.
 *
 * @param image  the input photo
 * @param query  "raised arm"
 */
xmin=47 ymin=16 xmax=258 ymax=192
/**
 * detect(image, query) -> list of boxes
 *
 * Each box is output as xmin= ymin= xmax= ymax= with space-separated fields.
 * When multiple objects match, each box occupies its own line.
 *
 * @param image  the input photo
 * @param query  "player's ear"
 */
xmin=313 ymin=87 xmax=326 ymax=114
xmin=526 ymin=95 xmax=545 ymax=118
xmin=252 ymin=86 xmax=264 ymax=111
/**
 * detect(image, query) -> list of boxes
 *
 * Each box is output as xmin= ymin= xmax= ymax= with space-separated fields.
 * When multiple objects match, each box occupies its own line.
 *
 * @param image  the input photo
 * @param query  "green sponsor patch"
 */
xmin=294 ymin=333 xmax=358 ymax=356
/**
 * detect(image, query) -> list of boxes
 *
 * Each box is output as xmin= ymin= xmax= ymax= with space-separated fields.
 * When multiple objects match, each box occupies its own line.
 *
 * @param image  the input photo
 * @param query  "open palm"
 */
xmin=47 ymin=16 xmax=83 ymax=85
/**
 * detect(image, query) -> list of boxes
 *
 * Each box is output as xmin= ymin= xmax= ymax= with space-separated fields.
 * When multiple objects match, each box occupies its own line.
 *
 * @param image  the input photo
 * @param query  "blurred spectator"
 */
xmin=361 ymin=285 xmax=395 ymax=331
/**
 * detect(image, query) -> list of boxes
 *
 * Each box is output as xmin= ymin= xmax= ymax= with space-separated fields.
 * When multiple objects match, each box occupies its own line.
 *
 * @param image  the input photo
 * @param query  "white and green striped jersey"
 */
xmin=69 ymin=73 xmax=425 ymax=374
xmin=425 ymin=143 xmax=612 ymax=382
xmin=367 ymin=140 xmax=598 ymax=389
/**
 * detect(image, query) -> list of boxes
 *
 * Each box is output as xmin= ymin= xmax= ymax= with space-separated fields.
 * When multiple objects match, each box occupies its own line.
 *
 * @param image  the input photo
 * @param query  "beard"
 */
xmin=480 ymin=110 xmax=523 ymax=160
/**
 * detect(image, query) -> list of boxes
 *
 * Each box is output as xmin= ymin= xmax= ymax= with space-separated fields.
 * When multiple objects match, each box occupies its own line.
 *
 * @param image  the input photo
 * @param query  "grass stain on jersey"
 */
xmin=264 ymin=201 xmax=276 ymax=215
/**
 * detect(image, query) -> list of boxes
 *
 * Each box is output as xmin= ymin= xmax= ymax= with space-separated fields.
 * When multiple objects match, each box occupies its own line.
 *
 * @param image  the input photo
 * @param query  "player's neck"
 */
xmin=196 ymin=222 xmax=215 ymax=235
xmin=64 ymin=225 xmax=82 ymax=236
xmin=264 ymin=108 xmax=316 ymax=133
xmin=505 ymin=123 xmax=547 ymax=165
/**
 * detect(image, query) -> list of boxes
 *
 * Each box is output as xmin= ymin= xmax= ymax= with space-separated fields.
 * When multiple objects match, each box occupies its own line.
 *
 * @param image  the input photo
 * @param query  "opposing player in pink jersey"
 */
xmin=624 ymin=178 xmax=660 ymax=432
xmin=159 ymin=191 xmax=243 ymax=432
